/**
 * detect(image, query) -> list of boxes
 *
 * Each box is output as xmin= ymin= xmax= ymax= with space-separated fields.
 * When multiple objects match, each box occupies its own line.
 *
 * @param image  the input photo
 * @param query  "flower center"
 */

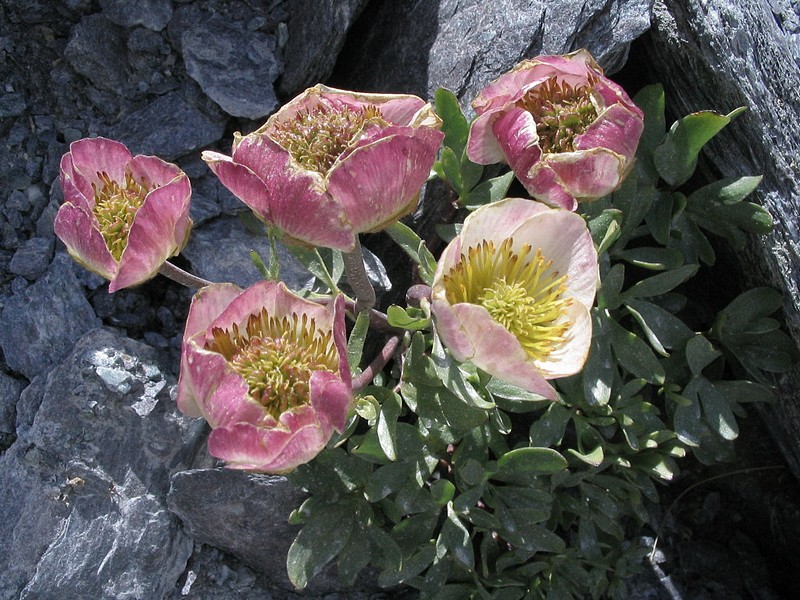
xmin=442 ymin=239 xmax=572 ymax=361
xmin=92 ymin=171 xmax=151 ymax=262
xmin=205 ymin=309 xmax=339 ymax=419
xmin=270 ymin=102 xmax=389 ymax=175
xmin=517 ymin=76 xmax=599 ymax=154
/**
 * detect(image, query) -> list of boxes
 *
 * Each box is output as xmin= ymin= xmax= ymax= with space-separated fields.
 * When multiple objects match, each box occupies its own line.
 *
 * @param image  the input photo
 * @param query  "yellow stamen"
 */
xmin=442 ymin=239 xmax=572 ymax=361
xmin=92 ymin=171 xmax=151 ymax=261
xmin=517 ymin=75 xmax=599 ymax=153
xmin=205 ymin=309 xmax=339 ymax=419
xmin=270 ymin=102 xmax=389 ymax=174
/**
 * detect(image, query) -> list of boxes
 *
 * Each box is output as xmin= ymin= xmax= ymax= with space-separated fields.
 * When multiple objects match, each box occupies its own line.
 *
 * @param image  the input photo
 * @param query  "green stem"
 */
xmin=343 ymin=236 xmax=376 ymax=313
xmin=158 ymin=261 xmax=213 ymax=289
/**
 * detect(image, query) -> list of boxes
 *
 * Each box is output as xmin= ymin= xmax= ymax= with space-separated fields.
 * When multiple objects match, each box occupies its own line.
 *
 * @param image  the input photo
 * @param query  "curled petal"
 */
xmin=53 ymin=202 xmax=117 ymax=280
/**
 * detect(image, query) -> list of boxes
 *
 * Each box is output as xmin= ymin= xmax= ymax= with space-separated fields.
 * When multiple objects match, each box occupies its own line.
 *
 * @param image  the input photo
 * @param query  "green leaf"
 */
xmin=624 ymin=299 xmax=693 ymax=351
xmin=435 ymin=87 xmax=470 ymax=158
xmin=463 ymin=171 xmax=515 ymax=210
xmin=385 ymin=220 xmax=426 ymax=267
xmin=632 ymin=84 xmax=666 ymax=183
xmin=609 ymin=319 xmax=665 ymax=384
xmin=338 ymin=524 xmax=372 ymax=586
xmin=688 ymin=175 xmax=762 ymax=206
xmin=377 ymin=389 xmax=402 ymax=461
xmin=582 ymin=310 xmax=613 ymax=404
xmin=365 ymin=462 xmax=409 ymax=501
xmin=644 ymin=191 xmax=674 ymax=245
xmin=439 ymin=146 xmax=464 ymax=194
xmin=715 ymin=287 xmax=784 ymax=334
xmin=685 ymin=335 xmax=721 ymax=376
xmin=493 ymin=447 xmax=568 ymax=482
xmin=387 ymin=305 xmax=430 ymax=331
xmin=588 ymin=209 xmax=623 ymax=254
xmin=347 ymin=310 xmax=371 ymax=372
xmin=437 ymin=505 xmax=474 ymax=568
xmin=286 ymin=245 xmax=340 ymax=293
xmin=287 ymin=501 xmax=356 ymax=589
xmin=697 ymin=377 xmax=739 ymax=441
xmin=623 ymin=264 xmax=699 ymax=300
xmin=617 ymin=247 xmax=683 ymax=271
xmin=599 ymin=263 xmax=625 ymax=310
xmin=654 ymin=107 xmax=746 ymax=186
xmin=378 ymin=544 xmax=437 ymax=587
xmin=529 ymin=403 xmax=571 ymax=447
xmin=430 ymin=479 xmax=456 ymax=506
xmin=486 ymin=377 xmax=550 ymax=412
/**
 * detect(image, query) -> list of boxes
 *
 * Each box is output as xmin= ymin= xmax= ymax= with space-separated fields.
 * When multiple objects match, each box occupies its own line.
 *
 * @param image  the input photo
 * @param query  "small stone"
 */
xmin=8 ymin=237 xmax=54 ymax=280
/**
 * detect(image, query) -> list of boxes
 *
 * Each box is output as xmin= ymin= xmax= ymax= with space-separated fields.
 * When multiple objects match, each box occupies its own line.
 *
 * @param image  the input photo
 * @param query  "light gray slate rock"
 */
xmin=8 ymin=236 xmax=54 ymax=280
xmin=181 ymin=15 xmax=282 ymax=119
xmin=0 ymin=252 xmax=101 ymax=380
xmin=64 ymin=14 xmax=130 ymax=93
xmin=641 ymin=0 xmax=800 ymax=475
xmin=277 ymin=0 xmax=369 ymax=97
xmin=106 ymin=90 xmax=226 ymax=160
xmin=181 ymin=214 xmax=314 ymax=290
xmin=0 ymin=328 xmax=206 ymax=600
xmin=332 ymin=0 xmax=653 ymax=102
xmin=0 ymin=372 xmax=24 ymax=450
xmin=100 ymin=0 xmax=174 ymax=31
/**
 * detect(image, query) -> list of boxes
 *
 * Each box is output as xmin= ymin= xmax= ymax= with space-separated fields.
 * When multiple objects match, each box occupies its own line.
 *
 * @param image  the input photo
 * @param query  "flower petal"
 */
xmin=536 ymin=149 xmax=627 ymax=201
xmin=457 ymin=197 xmax=551 ymax=252
xmin=327 ymin=127 xmax=443 ymax=233
xmin=309 ymin=370 xmax=352 ymax=433
xmin=53 ymin=202 xmax=117 ymax=280
xmin=534 ymin=302 xmax=592 ymax=378
xmin=68 ymin=137 xmax=133 ymax=187
xmin=575 ymin=103 xmax=644 ymax=160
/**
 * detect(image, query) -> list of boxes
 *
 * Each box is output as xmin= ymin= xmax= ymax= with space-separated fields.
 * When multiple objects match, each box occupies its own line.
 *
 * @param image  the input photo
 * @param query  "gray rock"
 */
xmin=64 ymin=14 xmax=130 ymax=93
xmin=332 ymin=0 xmax=652 ymax=102
xmin=106 ymin=90 xmax=226 ymax=160
xmin=0 ymin=372 xmax=24 ymax=450
xmin=640 ymin=0 xmax=800 ymax=476
xmin=0 ymin=328 xmax=206 ymax=600
xmin=277 ymin=0 xmax=369 ymax=98
xmin=100 ymin=0 xmax=174 ymax=31
xmin=167 ymin=469 xmax=305 ymax=590
xmin=181 ymin=15 xmax=282 ymax=119
xmin=181 ymin=214 xmax=314 ymax=290
xmin=8 ymin=236 xmax=54 ymax=280
xmin=0 ymin=253 xmax=101 ymax=380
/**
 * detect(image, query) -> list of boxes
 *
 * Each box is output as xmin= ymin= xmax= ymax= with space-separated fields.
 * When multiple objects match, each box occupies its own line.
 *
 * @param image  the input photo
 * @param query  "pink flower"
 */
xmin=177 ymin=281 xmax=352 ymax=473
xmin=431 ymin=198 xmax=598 ymax=400
xmin=203 ymin=84 xmax=444 ymax=252
xmin=54 ymin=137 xmax=192 ymax=292
xmin=467 ymin=49 xmax=644 ymax=210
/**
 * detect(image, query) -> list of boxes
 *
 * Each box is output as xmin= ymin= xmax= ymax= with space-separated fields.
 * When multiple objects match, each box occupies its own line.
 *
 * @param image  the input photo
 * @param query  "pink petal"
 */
xmin=519 ymin=163 xmax=578 ymax=210
xmin=534 ymin=302 xmax=592 ymax=378
xmin=457 ymin=197 xmax=551 ymax=251
xmin=329 ymin=294 xmax=351 ymax=387
xmin=326 ymin=127 xmax=443 ymax=234
xmin=53 ymin=202 xmax=118 ymax=280
xmin=60 ymin=152 xmax=95 ymax=209
xmin=466 ymin=111 xmax=507 ymax=165
xmin=449 ymin=302 xmax=558 ymax=400
xmin=110 ymin=174 xmax=192 ymax=291
xmin=202 ymin=150 xmax=275 ymax=222
xmin=309 ymin=370 xmax=352 ymax=433
xmin=315 ymin=84 xmax=428 ymax=126
xmin=575 ymin=103 xmax=644 ymax=161
xmin=209 ymin=408 xmax=330 ymax=473
xmin=232 ymin=135 xmax=356 ymax=251
xmin=127 ymin=154 xmax=186 ymax=188
xmin=537 ymin=150 xmax=627 ymax=201
xmin=430 ymin=296 xmax=475 ymax=362
xmin=68 ymin=137 xmax=133 ymax=187
xmin=506 ymin=210 xmax=599 ymax=308
xmin=180 ymin=342 xmax=265 ymax=426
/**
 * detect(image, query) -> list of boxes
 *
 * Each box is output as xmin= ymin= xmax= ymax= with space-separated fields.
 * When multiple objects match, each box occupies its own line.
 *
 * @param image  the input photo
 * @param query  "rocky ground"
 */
xmin=2 ymin=0 xmax=800 ymax=598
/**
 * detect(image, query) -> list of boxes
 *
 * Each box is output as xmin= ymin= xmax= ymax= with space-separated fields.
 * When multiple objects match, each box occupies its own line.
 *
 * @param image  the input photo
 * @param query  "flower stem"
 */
xmin=158 ymin=261 xmax=213 ymax=289
xmin=343 ymin=237 xmax=376 ymax=313
xmin=352 ymin=334 xmax=402 ymax=392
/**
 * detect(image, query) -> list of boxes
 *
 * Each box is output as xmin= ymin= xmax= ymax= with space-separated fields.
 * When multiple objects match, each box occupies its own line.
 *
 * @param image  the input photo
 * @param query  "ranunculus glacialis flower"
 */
xmin=203 ymin=84 xmax=445 ymax=252
xmin=467 ymin=49 xmax=644 ymax=210
xmin=431 ymin=198 xmax=598 ymax=400
xmin=177 ymin=281 xmax=352 ymax=473
xmin=54 ymin=137 xmax=192 ymax=292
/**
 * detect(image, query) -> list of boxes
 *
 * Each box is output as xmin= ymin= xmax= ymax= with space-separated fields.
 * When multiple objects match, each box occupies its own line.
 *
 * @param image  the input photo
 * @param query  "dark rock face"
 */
xmin=3 ymin=0 xmax=799 ymax=598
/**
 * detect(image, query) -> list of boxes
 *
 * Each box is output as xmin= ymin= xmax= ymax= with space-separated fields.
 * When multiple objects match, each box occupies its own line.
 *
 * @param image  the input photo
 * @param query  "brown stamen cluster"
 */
xmin=270 ymin=102 xmax=389 ymax=175
xmin=206 ymin=309 xmax=338 ymax=419
xmin=517 ymin=75 xmax=599 ymax=153
xmin=92 ymin=171 xmax=151 ymax=261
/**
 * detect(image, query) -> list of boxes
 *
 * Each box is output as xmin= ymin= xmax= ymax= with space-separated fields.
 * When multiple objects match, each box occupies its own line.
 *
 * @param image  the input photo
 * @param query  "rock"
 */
xmin=181 ymin=15 xmax=282 ymax=119
xmin=640 ymin=0 xmax=800 ymax=476
xmin=181 ymin=214 xmax=314 ymax=290
xmin=331 ymin=0 xmax=653 ymax=102
xmin=100 ymin=0 xmax=174 ymax=31
xmin=106 ymin=90 xmax=226 ymax=160
xmin=277 ymin=0 xmax=369 ymax=98
xmin=64 ymin=14 xmax=130 ymax=93
xmin=8 ymin=236 xmax=54 ymax=280
xmin=0 ymin=328 xmax=206 ymax=600
xmin=167 ymin=469 xmax=305 ymax=590
xmin=0 ymin=253 xmax=101 ymax=380
xmin=0 ymin=372 xmax=24 ymax=450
